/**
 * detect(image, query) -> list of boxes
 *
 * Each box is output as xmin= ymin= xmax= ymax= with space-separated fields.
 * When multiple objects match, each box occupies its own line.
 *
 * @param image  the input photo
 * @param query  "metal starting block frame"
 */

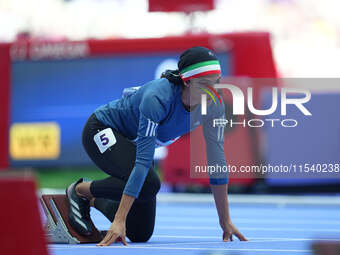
xmin=40 ymin=194 xmax=105 ymax=244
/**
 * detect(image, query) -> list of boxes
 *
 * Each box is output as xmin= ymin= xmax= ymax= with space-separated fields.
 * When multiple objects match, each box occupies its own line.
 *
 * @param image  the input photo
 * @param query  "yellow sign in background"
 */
xmin=10 ymin=122 xmax=60 ymax=160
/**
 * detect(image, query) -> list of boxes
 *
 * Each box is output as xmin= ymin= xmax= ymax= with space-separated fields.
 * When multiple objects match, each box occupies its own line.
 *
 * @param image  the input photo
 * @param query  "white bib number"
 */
xmin=94 ymin=128 xmax=116 ymax=153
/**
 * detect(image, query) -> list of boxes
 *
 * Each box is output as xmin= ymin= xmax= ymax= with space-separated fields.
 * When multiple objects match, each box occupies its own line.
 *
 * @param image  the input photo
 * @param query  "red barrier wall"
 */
xmin=0 ymin=44 xmax=10 ymax=170
xmin=0 ymin=173 xmax=49 ymax=255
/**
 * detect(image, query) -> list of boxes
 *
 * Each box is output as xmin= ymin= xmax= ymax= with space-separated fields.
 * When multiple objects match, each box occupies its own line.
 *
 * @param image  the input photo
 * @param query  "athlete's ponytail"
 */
xmin=160 ymin=69 xmax=185 ymax=87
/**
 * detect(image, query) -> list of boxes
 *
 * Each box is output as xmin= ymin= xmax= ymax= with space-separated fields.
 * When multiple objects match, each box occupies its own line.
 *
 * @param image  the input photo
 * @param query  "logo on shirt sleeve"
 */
xmin=214 ymin=115 xmax=225 ymax=142
xmin=145 ymin=118 xmax=159 ymax=137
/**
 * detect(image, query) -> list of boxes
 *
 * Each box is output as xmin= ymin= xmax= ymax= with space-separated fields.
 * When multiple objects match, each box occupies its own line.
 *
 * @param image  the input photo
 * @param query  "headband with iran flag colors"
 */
xmin=178 ymin=47 xmax=221 ymax=82
xmin=180 ymin=60 xmax=221 ymax=81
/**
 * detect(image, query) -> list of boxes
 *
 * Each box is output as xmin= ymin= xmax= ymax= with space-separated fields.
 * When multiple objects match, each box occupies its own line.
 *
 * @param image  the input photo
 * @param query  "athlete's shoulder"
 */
xmin=142 ymin=78 xmax=178 ymax=102
xmin=139 ymin=78 xmax=177 ymax=122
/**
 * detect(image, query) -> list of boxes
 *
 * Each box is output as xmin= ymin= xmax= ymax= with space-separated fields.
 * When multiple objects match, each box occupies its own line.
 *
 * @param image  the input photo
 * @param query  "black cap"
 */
xmin=178 ymin=46 xmax=218 ymax=72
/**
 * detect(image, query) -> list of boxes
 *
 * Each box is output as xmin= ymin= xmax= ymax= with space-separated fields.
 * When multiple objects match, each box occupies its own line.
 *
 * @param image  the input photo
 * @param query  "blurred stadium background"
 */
xmin=1 ymin=0 xmax=340 ymax=254
xmin=1 ymin=0 xmax=340 ymax=193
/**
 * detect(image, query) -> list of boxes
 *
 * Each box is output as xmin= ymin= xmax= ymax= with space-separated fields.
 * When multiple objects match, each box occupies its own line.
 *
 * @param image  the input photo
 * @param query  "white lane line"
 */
xmin=156 ymin=226 xmax=340 ymax=232
xmin=139 ymin=241 xmax=233 ymax=247
xmin=50 ymin=245 xmax=312 ymax=253
xmin=157 ymin=217 xmax=340 ymax=225
xmin=123 ymin=239 xmax=337 ymax=247
xmin=49 ymin=236 xmax=340 ymax=251
xmin=152 ymin=235 xmax=340 ymax=241
xmin=155 ymin=193 xmax=340 ymax=205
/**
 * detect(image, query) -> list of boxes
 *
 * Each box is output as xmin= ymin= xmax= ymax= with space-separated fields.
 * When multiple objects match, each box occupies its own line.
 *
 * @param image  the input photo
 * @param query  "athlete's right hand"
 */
xmin=97 ymin=219 xmax=128 ymax=246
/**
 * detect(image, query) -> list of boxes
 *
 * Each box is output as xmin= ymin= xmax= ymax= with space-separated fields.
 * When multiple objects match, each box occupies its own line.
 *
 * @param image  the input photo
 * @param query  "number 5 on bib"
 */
xmin=93 ymin=128 xmax=117 ymax=153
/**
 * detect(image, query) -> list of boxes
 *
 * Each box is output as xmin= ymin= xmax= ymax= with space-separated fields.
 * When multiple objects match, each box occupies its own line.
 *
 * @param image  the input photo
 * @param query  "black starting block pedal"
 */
xmin=40 ymin=194 xmax=106 ymax=244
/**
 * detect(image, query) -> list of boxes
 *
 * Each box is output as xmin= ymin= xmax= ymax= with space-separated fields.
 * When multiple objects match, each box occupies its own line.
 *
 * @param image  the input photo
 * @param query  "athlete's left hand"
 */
xmin=220 ymin=220 xmax=248 ymax=242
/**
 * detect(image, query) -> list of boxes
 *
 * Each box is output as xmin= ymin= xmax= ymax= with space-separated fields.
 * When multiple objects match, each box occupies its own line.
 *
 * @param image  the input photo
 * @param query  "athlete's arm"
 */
xmin=202 ymin=102 xmax=247 ymax=241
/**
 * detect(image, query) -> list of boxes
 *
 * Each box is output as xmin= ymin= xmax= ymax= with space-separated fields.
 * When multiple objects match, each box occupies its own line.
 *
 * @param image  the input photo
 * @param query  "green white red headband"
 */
xmin=180 ymin=60 xmax=221 ymax=82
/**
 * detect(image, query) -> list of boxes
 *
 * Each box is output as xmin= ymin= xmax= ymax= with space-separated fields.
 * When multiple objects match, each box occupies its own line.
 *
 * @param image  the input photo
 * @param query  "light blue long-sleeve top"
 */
xmin=95 ymin=78 xmax=228 ymax=198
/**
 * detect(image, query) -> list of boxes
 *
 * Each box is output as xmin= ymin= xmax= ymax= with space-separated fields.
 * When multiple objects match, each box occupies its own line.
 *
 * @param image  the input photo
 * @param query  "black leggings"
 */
xmin=82 ymin=113 xmax=161 ymax=242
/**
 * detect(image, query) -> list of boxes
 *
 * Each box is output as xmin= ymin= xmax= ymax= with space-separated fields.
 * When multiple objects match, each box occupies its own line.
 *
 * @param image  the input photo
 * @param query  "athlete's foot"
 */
xmin=66 ymin=178 xmax=94 ymax=236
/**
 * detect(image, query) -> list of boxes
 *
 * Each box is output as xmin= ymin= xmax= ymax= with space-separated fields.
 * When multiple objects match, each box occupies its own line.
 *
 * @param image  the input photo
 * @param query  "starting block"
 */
xmin=41 ymin=194 xmax=106 ymax=244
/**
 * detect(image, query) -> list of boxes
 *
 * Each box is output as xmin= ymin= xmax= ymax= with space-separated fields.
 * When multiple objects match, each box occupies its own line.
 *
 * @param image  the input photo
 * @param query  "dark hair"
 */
xmin=160 ymin=69 xmax=186 ymax=87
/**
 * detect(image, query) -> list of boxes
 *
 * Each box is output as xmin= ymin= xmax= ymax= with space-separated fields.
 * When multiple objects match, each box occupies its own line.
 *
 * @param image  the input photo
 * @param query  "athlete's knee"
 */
xmin=128 ymin=229 xmax=153 ymax=243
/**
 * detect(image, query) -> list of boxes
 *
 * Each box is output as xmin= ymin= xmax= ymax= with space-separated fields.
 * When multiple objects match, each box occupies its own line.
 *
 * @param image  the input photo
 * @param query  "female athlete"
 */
xmin=65 ymin=46 xmax=248 ymax=246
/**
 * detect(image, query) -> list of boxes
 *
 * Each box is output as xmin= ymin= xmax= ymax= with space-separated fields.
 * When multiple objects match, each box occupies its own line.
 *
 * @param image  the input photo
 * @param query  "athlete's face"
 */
xmin=187 ymin=74 xmax=221 ymax=105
